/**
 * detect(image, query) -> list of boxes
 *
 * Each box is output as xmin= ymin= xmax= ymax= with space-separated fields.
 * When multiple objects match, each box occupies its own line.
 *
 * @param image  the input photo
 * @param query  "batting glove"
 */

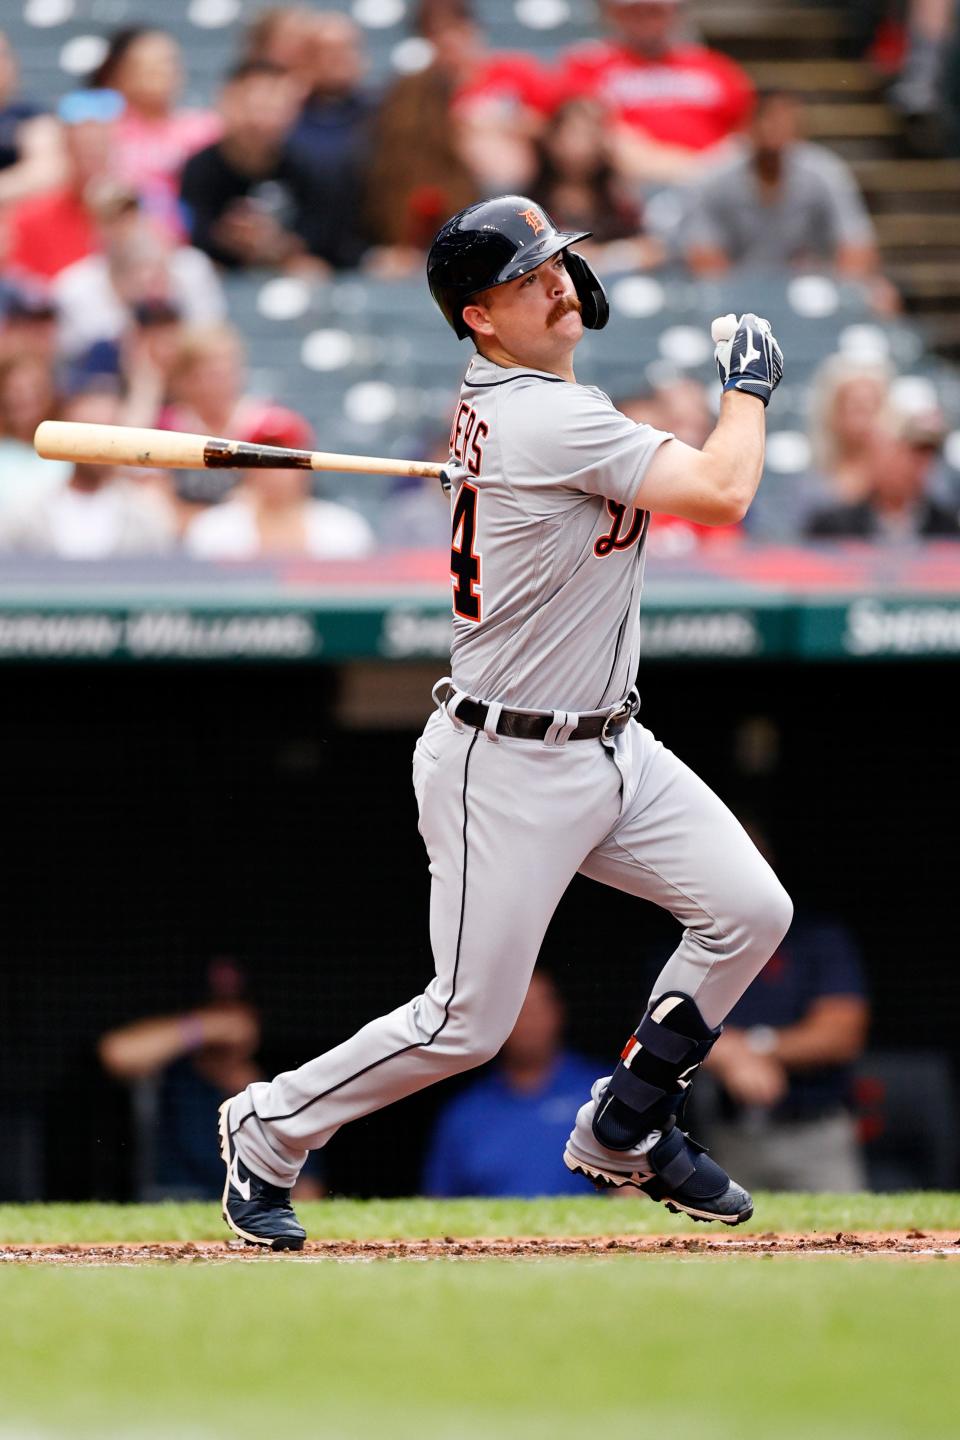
xmin=714 ymin=312 xmax=784 ymax=407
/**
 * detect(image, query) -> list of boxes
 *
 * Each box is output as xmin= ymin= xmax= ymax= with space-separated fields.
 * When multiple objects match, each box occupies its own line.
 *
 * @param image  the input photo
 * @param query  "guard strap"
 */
xmin=648 ymin=1125 xmax=696 ymax=1190
xmin=635 ymin=1010 xmax=697 ymax=1066
xmin=607 ymin=1067 xmax=665 ymax=1114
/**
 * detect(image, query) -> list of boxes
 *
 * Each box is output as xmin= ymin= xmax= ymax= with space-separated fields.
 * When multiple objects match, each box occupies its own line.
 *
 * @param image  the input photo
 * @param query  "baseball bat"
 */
xmin=33 ymin=421 xmax=449 ymax=482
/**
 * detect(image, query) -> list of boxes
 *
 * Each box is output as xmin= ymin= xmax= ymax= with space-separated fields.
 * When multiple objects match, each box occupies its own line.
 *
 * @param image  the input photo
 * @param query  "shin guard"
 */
xmin=592 ymin=993 xmax=721 ymax=1151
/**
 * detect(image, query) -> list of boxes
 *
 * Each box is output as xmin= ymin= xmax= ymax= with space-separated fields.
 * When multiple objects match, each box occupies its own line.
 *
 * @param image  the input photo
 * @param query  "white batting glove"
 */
xmin=711 ymin=313 xmax=784 ymax=407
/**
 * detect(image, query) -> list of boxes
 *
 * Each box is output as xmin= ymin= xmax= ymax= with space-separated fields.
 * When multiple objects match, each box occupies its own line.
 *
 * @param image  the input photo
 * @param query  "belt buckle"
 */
xmin=601 ymin=699 xmax=631 ymax=742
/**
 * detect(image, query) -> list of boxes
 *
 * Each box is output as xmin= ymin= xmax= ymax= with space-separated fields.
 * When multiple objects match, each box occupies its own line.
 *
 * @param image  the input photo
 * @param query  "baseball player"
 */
xmin=219 ymin=195 xmax=791 ymax=1249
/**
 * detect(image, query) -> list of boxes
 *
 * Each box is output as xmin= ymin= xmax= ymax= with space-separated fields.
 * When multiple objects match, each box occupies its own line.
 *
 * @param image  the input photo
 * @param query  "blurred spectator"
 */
xmin=184 ymin=407 xmax=375 ymax=560
xmin=91 ymin=28 xmax=221 ymax=239
xmin=806 ymin=355 xmax=894 ymax=505
xmin=0 ymin=279 xmax=60 ymax=365
xmin=180 ymin=60 xmax=366 ymax=273
xmin=887 ymin=0 xmax=955 ymax=138
xmin=98 ymin=956 xmax=323 ymax=1202
xmin=555 ymin=0 xmax=754 ymax=184
xmin=0 ymin=28 xmax=65 ymax=205
xmin=683 ymin=91 xmax=897 ymax=313
xmin=0 ymin=388 xmax=176 ymax=556
xmin=381 ymin=422 xmax=454 ymax=549
xmin=419 ymin=0 xmax=554 ymax=192
xmin=0 ymin=351 xmax=69 ymax=519
xmin=289 ymin=13 xmax=376 ymax=178
xmin=241 ymin=6 xmax=320 ymax=97
xmin=619 ymin=379 xmax=741 ymax=551
xmin=422 ymin=970 xmax=600 ymax=1197
xmin=942 ymin=1 xmax=960 ymax=153
xmin=805 ymin=397 xmax=960 ymax=539
xmin=53 ymin=210 xmax=224 ymax=364
xmin=243 ymin=11 xmax=375 ymax=249
xmin=747 ymin=354 xmax=895 ymax=542
xmin=529 ymin=99 xmax=662 ymax=272
xmin=5 ymin=89 xmax=129 ymax=281
xmin=115 ymin=300 xmax=189 ymax=432
xmin=364 ymin=0 xmax=555 ymax=267
xmin=161 ymin=323 xmax=276 ymax=441
xmin=704 ymin=828 xmax=870 ymax=1193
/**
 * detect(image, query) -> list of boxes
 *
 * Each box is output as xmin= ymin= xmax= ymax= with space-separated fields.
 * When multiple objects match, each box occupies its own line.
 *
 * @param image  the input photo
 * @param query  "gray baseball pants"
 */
xmin=229 ymin=695 xmax=793 ymax=1187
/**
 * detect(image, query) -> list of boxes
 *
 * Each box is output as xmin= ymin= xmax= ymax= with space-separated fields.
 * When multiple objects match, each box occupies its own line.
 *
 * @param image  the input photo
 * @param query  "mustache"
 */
xmin=546 ymin=295 xmax=582 ymax=328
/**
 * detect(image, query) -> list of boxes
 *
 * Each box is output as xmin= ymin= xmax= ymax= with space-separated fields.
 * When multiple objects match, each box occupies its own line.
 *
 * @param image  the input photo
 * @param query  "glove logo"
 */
xmin=739 ymin=325 xmax=761 ymax=373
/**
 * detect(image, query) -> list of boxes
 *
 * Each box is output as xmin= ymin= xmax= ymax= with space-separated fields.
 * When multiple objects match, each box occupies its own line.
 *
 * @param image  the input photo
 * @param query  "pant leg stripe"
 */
xmin=235 ymin=729 xmax=480 ymax=1136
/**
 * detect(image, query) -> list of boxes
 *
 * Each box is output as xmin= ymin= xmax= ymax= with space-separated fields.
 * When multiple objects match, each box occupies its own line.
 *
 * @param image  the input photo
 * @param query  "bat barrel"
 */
xmin=34 ymin=421 xmax=209 ymax=469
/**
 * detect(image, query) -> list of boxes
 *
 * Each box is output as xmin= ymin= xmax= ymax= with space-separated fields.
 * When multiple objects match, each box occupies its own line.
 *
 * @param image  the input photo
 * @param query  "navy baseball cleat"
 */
xmin=563 ymin=1081 xmax=753 ymax=1226
xmin=218 ymin=1101 xmax=306 ymax=1251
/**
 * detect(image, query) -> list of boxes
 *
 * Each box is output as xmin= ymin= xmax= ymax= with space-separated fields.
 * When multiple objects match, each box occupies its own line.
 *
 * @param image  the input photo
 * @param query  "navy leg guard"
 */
xmin=641 ymin=1125 xmax=754 ymax=1225
xmin=593 ymin=993 xmax=720 ymax=1151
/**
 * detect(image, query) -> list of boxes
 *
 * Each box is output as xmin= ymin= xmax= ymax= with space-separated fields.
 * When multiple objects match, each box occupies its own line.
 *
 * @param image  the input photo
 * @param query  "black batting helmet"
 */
xmin=427 ymin=194 xmax=610 ymax=341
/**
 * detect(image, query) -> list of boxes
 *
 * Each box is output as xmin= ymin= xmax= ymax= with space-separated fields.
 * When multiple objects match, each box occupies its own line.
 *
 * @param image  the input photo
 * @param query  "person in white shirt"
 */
xmin=0 ymin=388 xmax=176 ymax=557
xmin=184 ymin=407 xmax=375 ymax=560
xmin=53 ymin=207 xmax=225 ymax=361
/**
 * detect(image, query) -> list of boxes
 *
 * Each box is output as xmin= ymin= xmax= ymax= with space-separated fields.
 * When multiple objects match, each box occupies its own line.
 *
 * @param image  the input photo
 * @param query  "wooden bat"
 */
xmin=33 ymin=421 xmax=449 ymax=483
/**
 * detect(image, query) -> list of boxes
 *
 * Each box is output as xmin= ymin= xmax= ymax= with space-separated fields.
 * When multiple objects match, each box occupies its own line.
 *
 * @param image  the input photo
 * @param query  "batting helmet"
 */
xmin=427 ymin=195 xmax=610 ymax=341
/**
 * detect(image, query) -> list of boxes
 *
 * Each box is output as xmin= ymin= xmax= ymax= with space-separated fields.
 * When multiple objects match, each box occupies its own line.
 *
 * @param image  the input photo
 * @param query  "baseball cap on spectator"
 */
xmin=57 ymin=88 xmax=126 ymax=125
xmin=132 ymin=298 xmax=183 ymax=327
xmin=245 ymin=406 xmax=314 ymax=450
xmin=889 ymin=377 xmax=948 ymax=448
xmin=2 ymin=282 xmax=58 ymax=322
xmin=84 ymin=176 xmax=141 ymax=223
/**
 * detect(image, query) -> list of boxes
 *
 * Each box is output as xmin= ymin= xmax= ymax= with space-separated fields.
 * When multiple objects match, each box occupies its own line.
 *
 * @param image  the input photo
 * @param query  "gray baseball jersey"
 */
xmin=226 ymin=354 xmax=791 ymax=1203
xmin=446 ymin=354 xmax=673 ymax=711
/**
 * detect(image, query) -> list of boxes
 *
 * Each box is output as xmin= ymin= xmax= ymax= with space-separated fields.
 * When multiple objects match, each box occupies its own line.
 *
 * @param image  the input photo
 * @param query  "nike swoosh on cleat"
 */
xmin=230 ymin=1156 xmax=251 ymax=1201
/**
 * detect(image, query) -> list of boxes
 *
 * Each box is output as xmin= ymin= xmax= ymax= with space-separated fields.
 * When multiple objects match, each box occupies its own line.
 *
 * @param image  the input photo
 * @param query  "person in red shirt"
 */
xmin=5 ymin=89 xmax=130 ymax=281
xmin=419 ymin=0 xmax=556 ymax=192
xmin=555 ymin=0 xmax=754 ymax=184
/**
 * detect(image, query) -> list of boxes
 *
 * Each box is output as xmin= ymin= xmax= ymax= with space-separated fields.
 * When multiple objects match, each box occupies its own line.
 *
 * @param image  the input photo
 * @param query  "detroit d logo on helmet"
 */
xmin=518 ymin=207 xmax=545 ymax=236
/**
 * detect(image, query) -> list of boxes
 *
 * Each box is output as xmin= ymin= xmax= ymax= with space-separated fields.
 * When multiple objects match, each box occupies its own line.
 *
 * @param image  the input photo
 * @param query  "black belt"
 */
xmin=442 ymin=687 xmax=637 ymax=742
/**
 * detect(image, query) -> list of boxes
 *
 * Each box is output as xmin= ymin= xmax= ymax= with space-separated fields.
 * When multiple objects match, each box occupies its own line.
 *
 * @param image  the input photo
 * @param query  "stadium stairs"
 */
xmin=695 ymin=0 xmax=960 ymax=362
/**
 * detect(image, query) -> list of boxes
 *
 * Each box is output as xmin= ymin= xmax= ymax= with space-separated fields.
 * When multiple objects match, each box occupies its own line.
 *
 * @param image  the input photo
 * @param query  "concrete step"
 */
xmin=875 ymin=216 xmax=960 ymax=248
xmin=697 ymin=4 xmax=855 ymax=58
xmin=743 ymin=59 xmax=882 ymax=95
xmin=803 ymin=102 xmax=903 ymax=140
xmin=852 ymin=158 xmax=960 ymax=194
xmin=887 ymin=261 xmax=960 ymax=299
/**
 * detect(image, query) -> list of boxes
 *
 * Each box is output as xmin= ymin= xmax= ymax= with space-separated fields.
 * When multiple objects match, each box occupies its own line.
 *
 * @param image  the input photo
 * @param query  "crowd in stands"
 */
xmin=0 ymin=0 xmax=958 ymax=557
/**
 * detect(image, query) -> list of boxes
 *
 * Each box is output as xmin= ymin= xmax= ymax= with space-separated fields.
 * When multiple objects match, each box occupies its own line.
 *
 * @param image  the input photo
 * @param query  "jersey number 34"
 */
xmin=451 ymin=482 xmax=482 ymax=622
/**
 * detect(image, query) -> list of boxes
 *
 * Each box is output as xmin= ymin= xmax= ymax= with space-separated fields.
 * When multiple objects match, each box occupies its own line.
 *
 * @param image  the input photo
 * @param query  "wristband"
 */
xmin=179 ymin=1014 xmax=206 ymax=1052
xmin=745 ymin=1025 xmax=778 ymax=1056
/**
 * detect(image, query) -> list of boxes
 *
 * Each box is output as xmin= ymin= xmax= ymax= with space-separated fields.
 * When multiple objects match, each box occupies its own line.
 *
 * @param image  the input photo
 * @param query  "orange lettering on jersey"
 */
xmin=451 ymin=481 xmax=482 ymax=622
xmin=450 ymin=401 xmax=470 ymax=463
xmin=467 ymin=419 xmax=489 ymax=477
xmin=594 ymin=502 xmax=648 ymax=559
xmin=462 ymin=406 xmax=478 ymax=457
xmin=519 ymin=207 xmax=545 ymax=236
xmin=451 ymin=402 xmax=489 ymax=471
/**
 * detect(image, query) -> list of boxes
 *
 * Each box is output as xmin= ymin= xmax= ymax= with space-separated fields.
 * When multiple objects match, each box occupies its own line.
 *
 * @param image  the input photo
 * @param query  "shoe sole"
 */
xmin=217 ymin=1101 xmax=305 ymax=1252
xmin=563 ymin=1150 xmax=753 ymax=1226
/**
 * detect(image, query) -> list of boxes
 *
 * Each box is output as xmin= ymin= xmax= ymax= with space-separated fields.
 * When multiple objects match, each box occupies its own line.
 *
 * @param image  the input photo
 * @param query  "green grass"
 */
xmin=2 ymin=1191 xmax=960 ymax=1244
xmin=1 ymin=1259 xmax=959 ymax=1439
xmin=2 ymin=1197 xmax=958 ymax=1439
